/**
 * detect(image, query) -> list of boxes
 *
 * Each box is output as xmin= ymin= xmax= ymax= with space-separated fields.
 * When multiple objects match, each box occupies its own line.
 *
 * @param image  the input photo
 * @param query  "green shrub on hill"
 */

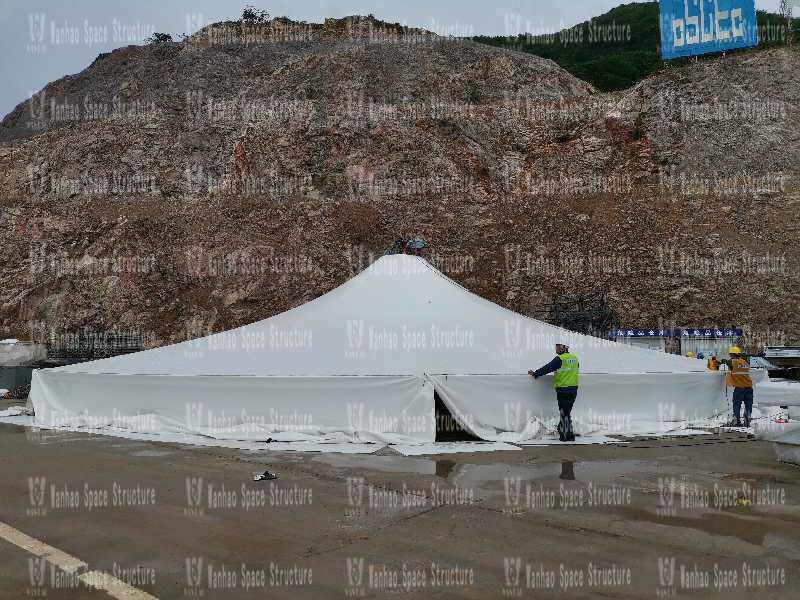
xmin=473 ymin=2 xmax=799 ymax=91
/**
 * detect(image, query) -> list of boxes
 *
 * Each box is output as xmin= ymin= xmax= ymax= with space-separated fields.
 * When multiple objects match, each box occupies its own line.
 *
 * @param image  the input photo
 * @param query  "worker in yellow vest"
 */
xmin=706 ymin=354 xmax=719 ymax=370
xmin=529 ymin=343 xmax=579 ymax=442
xmin=718 ymin=346 xmax=753 ymax=427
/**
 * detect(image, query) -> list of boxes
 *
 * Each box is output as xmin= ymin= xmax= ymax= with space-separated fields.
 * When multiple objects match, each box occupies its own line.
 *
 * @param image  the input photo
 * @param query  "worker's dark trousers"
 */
xmin=732 ymin=387 xmax=754 ymax=427
xmin=556 ymin=387 xmax=578 ymax=441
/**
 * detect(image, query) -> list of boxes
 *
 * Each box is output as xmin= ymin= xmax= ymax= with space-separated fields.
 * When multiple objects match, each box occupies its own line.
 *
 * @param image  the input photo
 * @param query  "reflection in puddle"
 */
xmin=436 ymin=460 xmax=456 ymax=479
xmin=311 ymin=453 xmax=437 ymax=475
xmin=311 ymin=454 xmax=645 ymax=489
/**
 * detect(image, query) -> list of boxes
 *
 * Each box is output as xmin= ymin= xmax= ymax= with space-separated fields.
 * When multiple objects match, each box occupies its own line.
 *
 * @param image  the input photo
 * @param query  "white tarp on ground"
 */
xmin=753 ymin=380 xmax=800 ymax=465
xmin=30 ymin=254 xmax=726 ymax=445
xmin=757 ymin=419 xmax=800 ymax=466
xmin=755 ymin=378 xmax=800 ymax=406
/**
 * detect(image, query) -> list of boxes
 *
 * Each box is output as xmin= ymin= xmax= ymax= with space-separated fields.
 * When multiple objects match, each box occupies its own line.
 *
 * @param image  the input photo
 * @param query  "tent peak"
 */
xmin=358 ymin=252 xmax=460 ymax=284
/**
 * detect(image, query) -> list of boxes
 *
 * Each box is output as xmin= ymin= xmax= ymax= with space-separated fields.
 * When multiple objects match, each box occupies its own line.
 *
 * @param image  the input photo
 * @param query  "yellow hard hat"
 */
xmin=728 ymin=346 xmax=742 ymax=354
xmin=686 ymin=352 xmax=694 ymax=357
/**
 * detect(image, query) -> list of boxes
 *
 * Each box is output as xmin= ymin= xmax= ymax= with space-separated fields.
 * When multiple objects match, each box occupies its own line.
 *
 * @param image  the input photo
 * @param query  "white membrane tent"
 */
xmin=30 ymin=254 xmax=726 ymax=445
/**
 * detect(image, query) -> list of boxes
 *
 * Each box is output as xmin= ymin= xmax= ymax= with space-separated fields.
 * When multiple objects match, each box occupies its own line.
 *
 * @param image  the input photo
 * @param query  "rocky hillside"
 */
xmin=0 ymin=16 xmax=797 ymax=350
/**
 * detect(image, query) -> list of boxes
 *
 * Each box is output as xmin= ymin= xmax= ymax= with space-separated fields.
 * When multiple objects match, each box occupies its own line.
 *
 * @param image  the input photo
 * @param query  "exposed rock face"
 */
xmin=0 ymin=17 xmax=797 ymax=350
xmin=616 ymin=46 xmax=800 ymax=177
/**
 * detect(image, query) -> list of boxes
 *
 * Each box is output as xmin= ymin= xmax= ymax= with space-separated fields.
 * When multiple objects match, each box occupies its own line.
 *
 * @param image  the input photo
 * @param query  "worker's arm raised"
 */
xmin=529 ymin=356 xmax=562 ymax=379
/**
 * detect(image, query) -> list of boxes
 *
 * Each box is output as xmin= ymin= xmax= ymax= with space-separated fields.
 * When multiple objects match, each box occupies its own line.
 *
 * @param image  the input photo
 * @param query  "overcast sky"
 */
xmin=0 ymin=0 xmax=788 ymax=118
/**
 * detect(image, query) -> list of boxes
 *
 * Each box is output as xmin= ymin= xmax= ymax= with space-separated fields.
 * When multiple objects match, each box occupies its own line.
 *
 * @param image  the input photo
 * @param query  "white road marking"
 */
xmin=0 ymin=520 xmax=86 ymax=572
xmin=80 ymin=570 xmax=160 ymax=600
xmin=0 ymin=520 xmax=159 ymax=599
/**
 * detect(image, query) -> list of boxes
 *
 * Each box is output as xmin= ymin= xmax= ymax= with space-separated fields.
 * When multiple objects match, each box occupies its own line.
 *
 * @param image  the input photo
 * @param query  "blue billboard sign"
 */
xmin=659 ymin=0 xmax=758 ymax=60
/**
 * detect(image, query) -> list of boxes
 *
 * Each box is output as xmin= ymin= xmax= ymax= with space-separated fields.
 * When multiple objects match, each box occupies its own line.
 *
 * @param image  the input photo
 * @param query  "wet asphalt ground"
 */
xmin=0 ymin=421 xmax=799 ymax=599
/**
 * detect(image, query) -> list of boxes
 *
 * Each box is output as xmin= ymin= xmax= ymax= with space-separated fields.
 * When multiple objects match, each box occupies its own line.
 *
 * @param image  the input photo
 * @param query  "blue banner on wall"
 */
xmin=614 ymin=328 xmax=743 ymax=338
xmin=659 ymin=0 xmax=758 ymax=60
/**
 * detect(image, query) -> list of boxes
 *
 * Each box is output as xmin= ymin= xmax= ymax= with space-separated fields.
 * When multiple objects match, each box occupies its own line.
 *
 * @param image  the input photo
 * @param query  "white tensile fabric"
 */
xmin=757 ymin=417 xmax=800 ymax=467
xmin=755 ymin=378 xmax=800 ymax=406
xmin=30 ymin=254 xmax=726 ymax=444
xmin=431 ymin=372 xmax=725 ymax=442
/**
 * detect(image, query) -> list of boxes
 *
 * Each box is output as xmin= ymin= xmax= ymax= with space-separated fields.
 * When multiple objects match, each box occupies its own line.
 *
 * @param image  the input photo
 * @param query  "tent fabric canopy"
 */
xmin=52 ymin=254 xmax=710 ymax=376
xmin=30 ymin=254 xmax=726 ymax=444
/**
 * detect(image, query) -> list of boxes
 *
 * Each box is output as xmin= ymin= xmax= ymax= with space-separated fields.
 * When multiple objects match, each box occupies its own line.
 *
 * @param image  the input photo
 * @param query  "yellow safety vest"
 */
xmin=554 ymin=353 xmax=579 ymax=388
xmin=725 ymin=358 xmax=752 ymax=388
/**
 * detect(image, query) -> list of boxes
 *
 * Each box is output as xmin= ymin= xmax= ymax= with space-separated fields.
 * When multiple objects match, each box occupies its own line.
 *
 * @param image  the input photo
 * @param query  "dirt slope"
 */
xmin=0 ymin=17 xmax=797 ymax=349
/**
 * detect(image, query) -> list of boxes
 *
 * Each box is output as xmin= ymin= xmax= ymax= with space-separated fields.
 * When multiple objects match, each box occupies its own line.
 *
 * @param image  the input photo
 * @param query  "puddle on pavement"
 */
xmin=129 ymin=449 xmax=173 ymax=457
xmin=559 ymin=461 xmax=576 ymax=480
xmin=311 ymin=453 xmax=438 ymax=475
xmin=435 ymin=460 xmax=456 ymax=478
xmin=620 ymin=506 xmax=769 ymax=546
xmin=764 ymin=534 xmax=800 ymax=560
xmin=312 ymin=454 xmax=645 ymax=488
xmin=448 ymin=460 xmax=647 ymax=490
xmin=722 ymin=472 xmax=778 ymax=483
